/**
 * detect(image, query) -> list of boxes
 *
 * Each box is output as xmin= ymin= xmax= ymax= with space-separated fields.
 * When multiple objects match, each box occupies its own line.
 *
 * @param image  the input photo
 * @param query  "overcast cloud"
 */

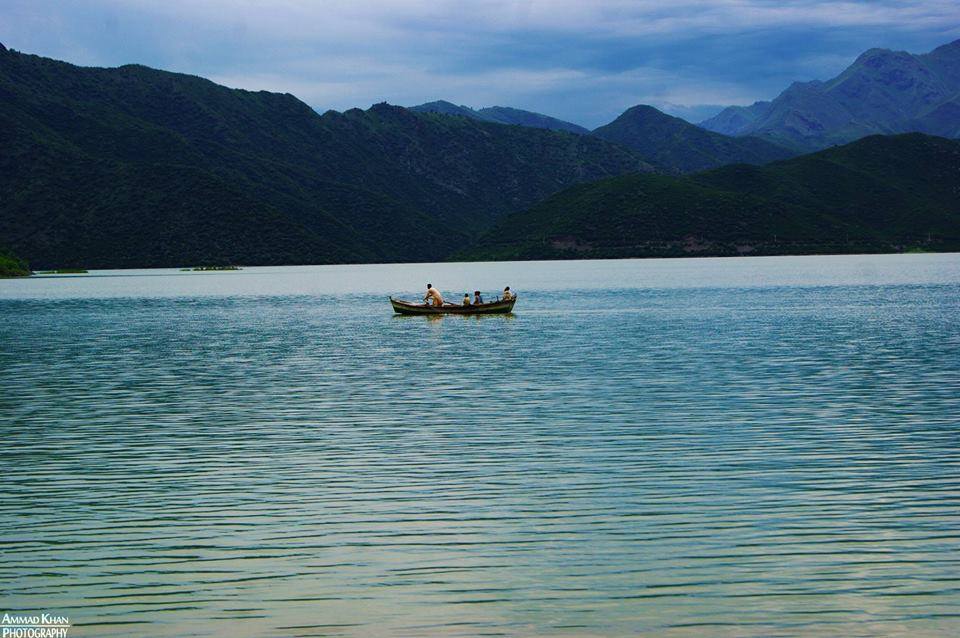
xmin=2 ymin=1 xmax=958 ymax=127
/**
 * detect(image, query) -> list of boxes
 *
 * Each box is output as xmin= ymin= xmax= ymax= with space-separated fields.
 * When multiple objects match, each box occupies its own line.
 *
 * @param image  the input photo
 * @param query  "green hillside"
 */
xmin=592 ymin=105 xmax=795 ymax=173
xmin=0 ymin=46 xmax=651 ymax=269
xmin=410 ymin=100 xmax=589 ymax=134
xmin=477 ymin=106 xmax=590 ymax=134
xmin=0 ymin=247 xmax=30 ymax=277
xmin=460 ymin=134 xmax=960 ymax=260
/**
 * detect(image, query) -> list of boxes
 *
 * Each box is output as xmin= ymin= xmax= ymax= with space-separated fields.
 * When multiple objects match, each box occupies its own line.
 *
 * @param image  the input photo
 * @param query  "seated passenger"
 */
xmin=502 ymin=286 xmax=514 ymax=301
xmin=462 ymin=293 xmax=471 ymax=306
xmin=474 ymin=290 xmax=483 ymax=305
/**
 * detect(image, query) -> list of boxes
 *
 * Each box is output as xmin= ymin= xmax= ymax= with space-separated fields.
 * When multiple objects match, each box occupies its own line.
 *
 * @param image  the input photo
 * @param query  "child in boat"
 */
xmin=462 ymin=293 xmax=471 ymax=306
xmin=474 ymin=290 xmax=483 ymax=305
xmin=502 ymin=286 xmax=513 ymax=300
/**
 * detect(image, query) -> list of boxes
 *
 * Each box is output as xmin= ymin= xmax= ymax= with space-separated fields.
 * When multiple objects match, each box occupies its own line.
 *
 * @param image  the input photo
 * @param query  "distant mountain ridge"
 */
xmin=591 ymin=105 xmax=795 ymax=173
xmin=461 ymin=134 xmax=960 ymax=260
xmin=413 ymin=100 xmax=794 ymax=172
xmin=701 ymin=39 xmax=960 ymax=149
xmin=410 ymin=100 xmax=589 ymax=134
xmin=0 ymin=46 xmax=651 ymax=269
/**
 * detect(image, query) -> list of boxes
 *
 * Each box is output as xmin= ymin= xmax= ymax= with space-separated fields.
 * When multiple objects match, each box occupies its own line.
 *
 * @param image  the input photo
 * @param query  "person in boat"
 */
xmin=474 ymin=290 xmax=483 ymax=305
xmin=424 ymin=283 xmax=444 ymax=307
xmin=502 ymin=286 xmax=514 ymax=301
xmin=462 ymin=293 xmax=471 ymax=306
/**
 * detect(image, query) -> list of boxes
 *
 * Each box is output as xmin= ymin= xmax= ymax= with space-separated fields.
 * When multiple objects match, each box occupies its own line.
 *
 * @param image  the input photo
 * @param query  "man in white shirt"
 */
xmin=424 ymin=283 xmax=444 ymax=307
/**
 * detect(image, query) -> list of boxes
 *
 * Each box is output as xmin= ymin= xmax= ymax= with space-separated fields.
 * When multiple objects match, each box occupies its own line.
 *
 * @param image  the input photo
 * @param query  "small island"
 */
xmin=181 ymin=265 xmax=243 ymax=271
xmin=35 ymin=268 xmax=88 ymax=274
xmin=0 ymin=249 xmax=31 ymax=277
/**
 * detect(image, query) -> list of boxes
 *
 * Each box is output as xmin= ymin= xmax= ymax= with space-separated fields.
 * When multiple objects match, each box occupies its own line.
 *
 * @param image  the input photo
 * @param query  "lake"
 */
xmin=1 ymin=254 xmax=959 ymax=637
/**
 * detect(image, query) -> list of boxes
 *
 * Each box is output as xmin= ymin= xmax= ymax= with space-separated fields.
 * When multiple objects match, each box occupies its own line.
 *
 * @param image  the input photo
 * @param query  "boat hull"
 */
xmin=390 ymin=296 xmax=517 ymax=315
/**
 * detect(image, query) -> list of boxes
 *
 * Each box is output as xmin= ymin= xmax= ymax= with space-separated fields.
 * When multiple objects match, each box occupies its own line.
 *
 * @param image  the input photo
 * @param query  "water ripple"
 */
xmin=1 ymin=256 xmax=959 ymax=637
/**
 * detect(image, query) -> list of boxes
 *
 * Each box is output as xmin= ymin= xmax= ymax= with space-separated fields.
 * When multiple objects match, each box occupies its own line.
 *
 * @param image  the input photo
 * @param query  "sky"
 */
xmin=2 ymin=1 xmax=958 ymax=128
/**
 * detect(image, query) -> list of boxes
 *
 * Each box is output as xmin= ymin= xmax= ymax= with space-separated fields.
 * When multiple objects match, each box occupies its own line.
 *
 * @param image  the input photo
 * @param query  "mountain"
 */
xmin=410 ymin=101 xmax=793 ymax=171
xmin=701 ymin=39 xmax=960 ymax=150
xmin=477 ymin=106 xmax=590 ymax=134
xmin=0 ymin=47 xmax=652 ymax=269
xmin=409 ymin=100 xmax=589 ymax=134
xmin=408 ymin=100 xmax=487 ymax=121
xmin=460 ymin=134 xmax=960 ymax=261
xmin=591 ymin=105 xmax=795 ymax=173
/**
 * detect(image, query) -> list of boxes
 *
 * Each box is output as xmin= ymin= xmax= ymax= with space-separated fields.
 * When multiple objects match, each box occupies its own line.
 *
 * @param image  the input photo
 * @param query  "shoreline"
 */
xmin=9 ymin=247 xmax=958 ymax=275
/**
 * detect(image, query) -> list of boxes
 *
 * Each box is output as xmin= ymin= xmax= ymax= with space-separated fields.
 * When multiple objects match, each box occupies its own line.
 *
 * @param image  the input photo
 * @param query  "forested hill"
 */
xmin=409 ymin=101 xmax=590 ymax=134
xmin=460 ymin=134 xmax=960 ymax=261
xmin=592 ymin=105 xmax=795 ymax=173
xmin=0 ymin=46 xmax=652 ymax=269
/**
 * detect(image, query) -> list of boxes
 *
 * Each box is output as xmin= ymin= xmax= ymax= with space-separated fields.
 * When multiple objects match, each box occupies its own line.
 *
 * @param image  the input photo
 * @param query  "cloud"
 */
xmin=1 ymin=1 xmax=958 ymax=127
xmin=92 ymin=0 xmax=957 ymax=38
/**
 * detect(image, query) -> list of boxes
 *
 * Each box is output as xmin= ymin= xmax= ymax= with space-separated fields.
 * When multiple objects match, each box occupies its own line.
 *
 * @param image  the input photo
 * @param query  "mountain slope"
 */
xmin=0 ymin=246 xmax=29 ymax=277
xmin=408 ymin=100 xmax=490 ymax=121
xmin=409 ymin=100 xmax=588 ymax=134
xmin=460 ymin=134 xmax=960 ymax=260
xmin=592 ymin=105 xmax=795 ymax=173
xmin=0 ymin=47 xmax=652 ymax=268
xmin=701 ymin=39 xmax=960 ymax=150
xmin=477 ymin=106 xmax=589 ymax=134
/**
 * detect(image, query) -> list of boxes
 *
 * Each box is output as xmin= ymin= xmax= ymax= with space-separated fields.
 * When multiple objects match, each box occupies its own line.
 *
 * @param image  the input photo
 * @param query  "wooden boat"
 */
xmin=390 ymin=295 xmax=517 ymax=315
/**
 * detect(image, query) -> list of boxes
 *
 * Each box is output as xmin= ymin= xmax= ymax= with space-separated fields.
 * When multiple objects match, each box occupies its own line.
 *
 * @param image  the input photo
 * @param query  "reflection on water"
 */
xmin=394 ymin=313 xmax=517 ymax=323
xmin=1 ymin=255 xmax=959 ymax=637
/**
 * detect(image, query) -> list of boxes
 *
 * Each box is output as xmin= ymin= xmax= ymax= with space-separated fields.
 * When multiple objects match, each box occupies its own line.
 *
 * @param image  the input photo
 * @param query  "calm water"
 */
xmin=2 ymin=255 xmax=959 ymax=638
